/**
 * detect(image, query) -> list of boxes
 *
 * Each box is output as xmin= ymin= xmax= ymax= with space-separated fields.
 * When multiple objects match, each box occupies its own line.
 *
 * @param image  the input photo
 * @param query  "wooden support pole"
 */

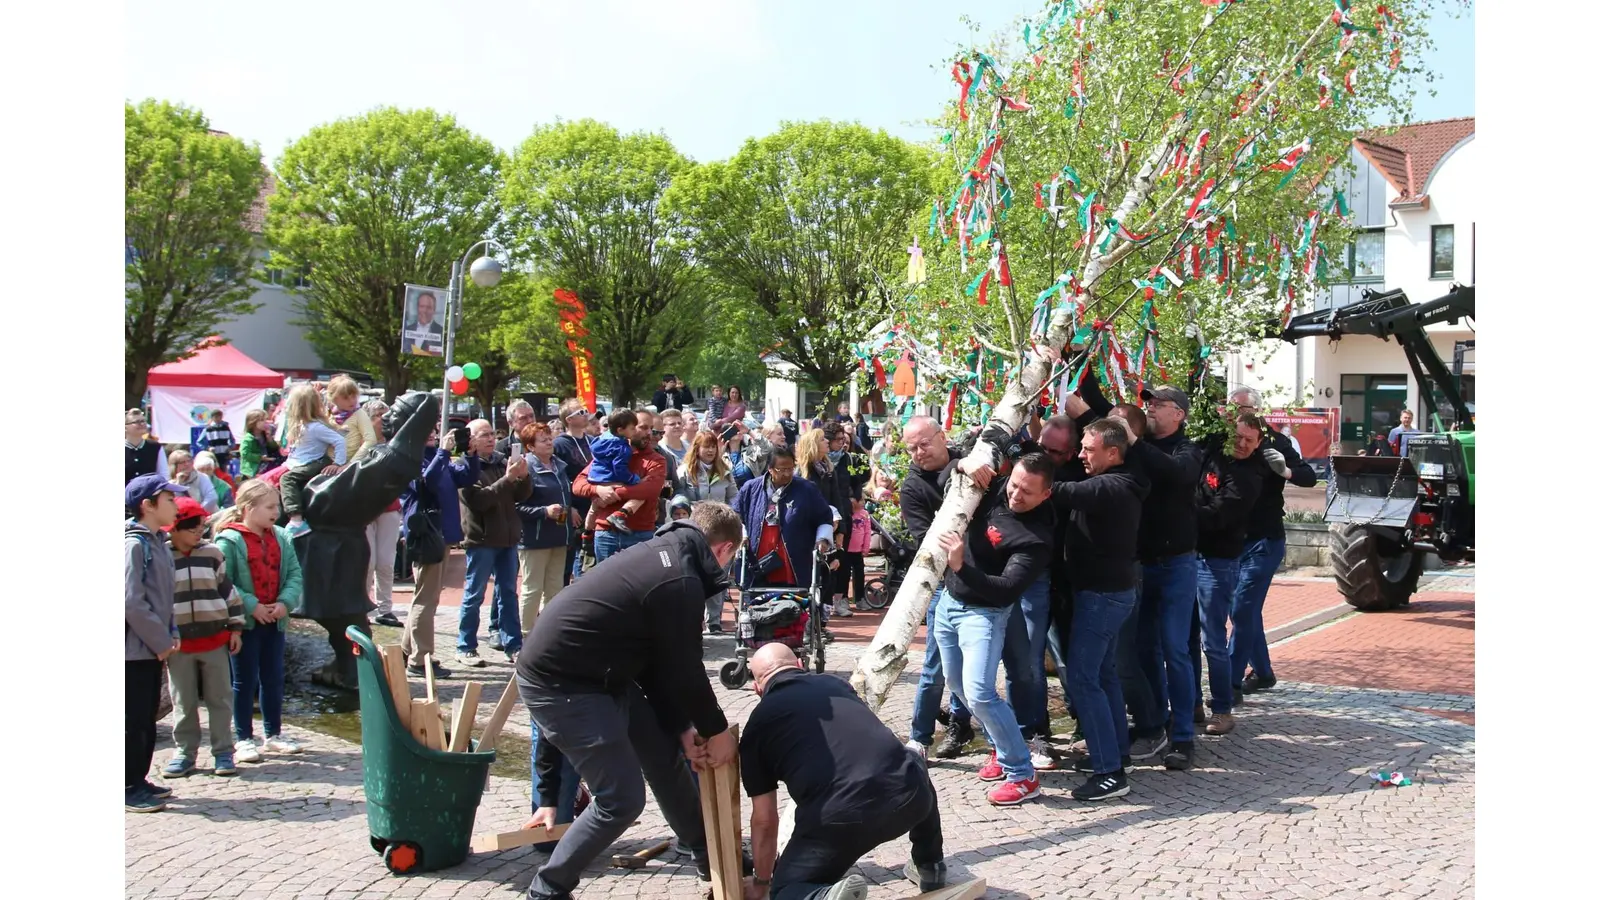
xmin=381 ymin=645 xmax=411 ymax=730
xmin=408 ymin=698 xmax=434 ymax=747
xmin=448 ymin=682 xmax=484 ymax=752
xmin=476 ymin=678 xmax=519 ymax=749
xmin=423 ymin=653 xmax=438 ymax=703
xmin=696 ymin=725 xmax=742 ymax=900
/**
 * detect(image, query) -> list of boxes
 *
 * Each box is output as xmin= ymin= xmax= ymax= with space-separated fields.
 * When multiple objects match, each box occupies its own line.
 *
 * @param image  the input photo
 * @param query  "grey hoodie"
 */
xmin=125 ymin=520 xmax=177 ymax=661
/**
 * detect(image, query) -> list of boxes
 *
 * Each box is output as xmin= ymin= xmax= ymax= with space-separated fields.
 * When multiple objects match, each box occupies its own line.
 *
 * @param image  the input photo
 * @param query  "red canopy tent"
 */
xmin=146 ymin=340 xmax=285 ymax=447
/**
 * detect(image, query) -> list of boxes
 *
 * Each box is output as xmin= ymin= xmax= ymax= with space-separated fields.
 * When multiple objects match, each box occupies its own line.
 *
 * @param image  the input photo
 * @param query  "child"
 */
xmin=327 ymin=374 xmax=380 ymax=463
xmin=705 ymin=385 xmax=727 ymax=429
xmin=201 ymin=409 xmax=236 ymax=468
xmin=215 ymin=479 xmax=305 ymax=763
xmin=668 ymin=494 xmax=693 ymax=521
xmin=126 ymin=473 xmax=183 ymax=813
xmin=841 ymin=496 xmax=871 ymax=614
xmin=239 ymin=409 xmax=283 ymax=477
xmin=279 ymin=383 xmax=348 ymax=537
xmin=582 ymin=409 xmax=645 ymax=532
xmin=162 ymin=496 xmax=246 ymax=779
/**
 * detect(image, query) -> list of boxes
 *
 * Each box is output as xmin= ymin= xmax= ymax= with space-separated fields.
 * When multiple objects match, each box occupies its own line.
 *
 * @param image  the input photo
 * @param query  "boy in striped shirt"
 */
xmin=162 ymin=497 xmax=246 ymax=779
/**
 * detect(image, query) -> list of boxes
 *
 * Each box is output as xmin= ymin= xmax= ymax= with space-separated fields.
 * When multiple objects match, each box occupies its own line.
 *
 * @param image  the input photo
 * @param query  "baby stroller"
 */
xmin=861 ymin=517 xmax=913 ymax=611
xmin=717 ymin=549 xmax=828 ymax=689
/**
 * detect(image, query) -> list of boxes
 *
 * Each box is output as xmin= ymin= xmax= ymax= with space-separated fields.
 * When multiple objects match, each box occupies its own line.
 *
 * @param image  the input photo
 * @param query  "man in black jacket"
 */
xmin=1128 ymin=385 xmax=1206 ymax=771
xmin=517 ymin=506 xmax=742 ymax=900
xmin=1228 ymin=388 xmax=1318 ymax=695
xmin=1193 ymin=414 xmax=1267 ymax=738
xmin=932 ymin=453 xmax=1056 ymax=807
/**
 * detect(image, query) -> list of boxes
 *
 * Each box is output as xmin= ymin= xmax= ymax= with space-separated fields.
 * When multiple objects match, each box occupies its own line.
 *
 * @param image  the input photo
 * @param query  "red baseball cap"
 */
xmin=165 ymin=497 xmax=210 ymax=531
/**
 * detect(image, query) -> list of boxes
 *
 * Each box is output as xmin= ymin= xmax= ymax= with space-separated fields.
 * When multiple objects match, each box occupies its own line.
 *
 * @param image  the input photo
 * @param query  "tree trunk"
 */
xmin=126 ymin=365 xmax=150 ymax=412
xmin=382 ymin=359 xmax=410 ymax=405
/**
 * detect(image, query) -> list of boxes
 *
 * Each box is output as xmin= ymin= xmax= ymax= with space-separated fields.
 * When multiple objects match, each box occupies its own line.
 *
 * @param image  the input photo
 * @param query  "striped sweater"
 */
xmin=172 ymin=541 xmax=245 ymax=652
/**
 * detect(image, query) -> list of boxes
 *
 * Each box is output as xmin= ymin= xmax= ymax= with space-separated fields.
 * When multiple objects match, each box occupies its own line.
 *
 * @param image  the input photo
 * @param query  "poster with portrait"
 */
xmin=401 ymin=284 xmax=448 ymax=357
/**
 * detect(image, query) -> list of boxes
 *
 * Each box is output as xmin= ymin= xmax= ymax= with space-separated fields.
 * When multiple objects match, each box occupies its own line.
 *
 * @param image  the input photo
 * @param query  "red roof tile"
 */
xmin=245 ymin=175 xmax=275 ymax=234
xmin=1354 ymin=117 xmax=1474 ymax=206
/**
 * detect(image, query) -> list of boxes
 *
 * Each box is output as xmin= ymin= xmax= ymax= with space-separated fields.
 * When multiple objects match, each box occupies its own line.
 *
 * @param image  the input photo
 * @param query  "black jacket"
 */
xmin=517 ymin=521 xmax=730 ymax=785
xmin=805 ymin=459 xmax=858 ymax=550
xmin=1129 ymin=426 xmax=1204 ymax=562
xmin=651 ymin=387 xmax=695 ymax=411
xmin=1195 ymin=437 xmax=1266 ymax=559
xmin=946 ymin=477 xmax=1055 ymax=608
xmin=1247 ymin=427 xmax=1318 ymax=541
xmin=1052 ymin=464 xmax=1148 ymax=593
xmin=899 ymin=449 xmax=965 ymax=546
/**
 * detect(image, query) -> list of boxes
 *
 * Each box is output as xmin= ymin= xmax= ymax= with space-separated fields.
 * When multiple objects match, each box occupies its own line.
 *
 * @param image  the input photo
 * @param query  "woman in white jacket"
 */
xmin=679 ymin=432 xmax=738 ymax=505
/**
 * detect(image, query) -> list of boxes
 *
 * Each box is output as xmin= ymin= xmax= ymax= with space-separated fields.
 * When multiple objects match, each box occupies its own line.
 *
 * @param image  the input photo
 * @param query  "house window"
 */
xmin=1431 ymin=225 xmax=1454 ymax=278
xmin=1345 ymin=228 xmax=1384 ymax=283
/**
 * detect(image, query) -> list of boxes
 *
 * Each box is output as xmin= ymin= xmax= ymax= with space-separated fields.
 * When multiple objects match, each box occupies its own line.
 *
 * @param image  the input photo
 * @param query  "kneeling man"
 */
xmin=742 ymin=644 xmax=947 ymax=900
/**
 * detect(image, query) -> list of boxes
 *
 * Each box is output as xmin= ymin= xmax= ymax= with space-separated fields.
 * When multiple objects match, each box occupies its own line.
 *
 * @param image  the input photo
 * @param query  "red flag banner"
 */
xmin=553 ymin=289 xmax=597 ymax=413
xmin=1262 ymin=407 xmax=1339 ymax=479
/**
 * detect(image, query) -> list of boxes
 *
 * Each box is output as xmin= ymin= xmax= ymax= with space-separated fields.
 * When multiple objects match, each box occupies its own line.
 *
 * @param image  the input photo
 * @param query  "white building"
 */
xmin=1227 ymin=118 xmax=1476 ymax=452
xmin=215 ymin=175 xmax=327 ymax=375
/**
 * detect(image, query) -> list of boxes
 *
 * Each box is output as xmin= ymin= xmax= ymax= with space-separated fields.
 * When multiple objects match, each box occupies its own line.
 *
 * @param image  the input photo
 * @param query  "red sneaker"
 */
xmin=977 ymin=751 xmax=1004 ymax=782
xmin=987 ymin=777 xmax=1041 ymax=806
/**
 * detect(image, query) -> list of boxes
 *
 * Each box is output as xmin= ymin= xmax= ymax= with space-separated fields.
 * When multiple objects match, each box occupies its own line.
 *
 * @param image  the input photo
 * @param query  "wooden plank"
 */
xmin=424 ymin=700 xmax=446 ymax=750
xmin=381 ymin=645 xmax=411 ymax=730
xmin=910 ymin=879 xmax=987 ymax=900
xmin=448 ymin=682 xmax=484 ymax=752
xmin=469 ymin=823 xmax=570 ymax=854
xmin=408 ymin=698 xmax=433 ymax=747
xmin=475 ymin=679 xmax=519 ymax=749
xmin=698 ymin=725 xmax=742 ymax=900
xmin=423 ymin=653 xmax=438 ymax=703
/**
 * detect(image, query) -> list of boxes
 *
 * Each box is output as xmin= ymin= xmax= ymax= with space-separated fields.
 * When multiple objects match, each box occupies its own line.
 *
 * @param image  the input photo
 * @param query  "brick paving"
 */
xmin=128 ymin=567 xmax=1474 ymax=900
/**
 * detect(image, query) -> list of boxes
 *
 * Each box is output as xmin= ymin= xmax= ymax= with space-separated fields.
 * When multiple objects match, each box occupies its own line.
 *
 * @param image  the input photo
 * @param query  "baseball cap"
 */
xmin=668 ymin=494 xmax=693 ymax=514
xmin=1139 ymin=385 xmax=1191 ymax=413
xmin=165 ymin=497 xmax=210 ymax=531
xmin=126 ymin=473 xmax=186 ymax=511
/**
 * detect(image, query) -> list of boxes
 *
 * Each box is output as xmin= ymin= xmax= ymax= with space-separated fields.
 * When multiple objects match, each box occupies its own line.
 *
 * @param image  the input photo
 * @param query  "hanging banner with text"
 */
xmin=553 ymin=288 xmax=597 ymax=413
xmin=1262 ymin=407 xmax=1340 ymax=480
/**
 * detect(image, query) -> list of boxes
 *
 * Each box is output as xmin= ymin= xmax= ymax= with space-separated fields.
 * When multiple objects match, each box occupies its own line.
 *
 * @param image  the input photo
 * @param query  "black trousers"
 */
xmin=318 ymin=615 xmax=371 ymax=681
xmin=771 ymin=768 xmax=943 ymax=900
xmin=279 ymin=455 xmax=331 ymax=518
xmin=126 ymin=659 xmax=164 ymax=789
xmin=835 ymin=552 xmax=866 ymax=601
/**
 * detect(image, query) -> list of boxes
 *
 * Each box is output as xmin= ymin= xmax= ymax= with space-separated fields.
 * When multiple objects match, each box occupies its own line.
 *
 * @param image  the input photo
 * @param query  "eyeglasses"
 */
xmin=651 ymin=429 xmax=665 ymax=437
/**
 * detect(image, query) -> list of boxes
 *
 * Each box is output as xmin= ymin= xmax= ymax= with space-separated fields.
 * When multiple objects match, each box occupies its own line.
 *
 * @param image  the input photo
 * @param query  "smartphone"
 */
xmin=510 ymin=441 xmax=523 ymax=459
xmin=451 ymin=425 xmax=472 ymax=452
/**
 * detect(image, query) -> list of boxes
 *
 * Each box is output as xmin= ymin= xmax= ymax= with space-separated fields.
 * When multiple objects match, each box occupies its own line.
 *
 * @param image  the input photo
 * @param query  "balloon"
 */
xmin=449 ymin=379 xmax=470 ymax=395
xmin=446 ymin=365 xmax=464 ymax=382
xmin=463 ymin=362 xmax=482 ymax=380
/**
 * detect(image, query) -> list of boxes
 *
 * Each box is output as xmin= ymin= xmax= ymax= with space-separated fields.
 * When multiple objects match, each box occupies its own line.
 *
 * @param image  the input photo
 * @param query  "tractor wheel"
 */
xmin=1330 ymin=524 xmax=1424 ymax=611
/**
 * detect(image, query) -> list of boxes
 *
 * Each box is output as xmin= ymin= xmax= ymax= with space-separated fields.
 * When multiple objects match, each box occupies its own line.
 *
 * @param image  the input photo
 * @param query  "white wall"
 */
xmin=1386 ymin=136 xmax=1476 ymax=325
xmin=217 ymin=249 xmax=324 ymax=371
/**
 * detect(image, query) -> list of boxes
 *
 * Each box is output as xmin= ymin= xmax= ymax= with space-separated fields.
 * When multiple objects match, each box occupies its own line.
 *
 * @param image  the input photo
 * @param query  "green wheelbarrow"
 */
xmin=347 ymin=627 xmax=497 ymax=875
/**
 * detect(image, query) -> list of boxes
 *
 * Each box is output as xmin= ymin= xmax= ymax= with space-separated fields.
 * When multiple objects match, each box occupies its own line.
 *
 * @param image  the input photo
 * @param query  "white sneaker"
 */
xmin=265 ymin=735 xmax=302 ymax=754
xmin=234 ymin=738 xmax=263 ymax=763
xmin=905 ymin=739 xmax=928 ymax=763
xmin=833 ymin=600 xmax=854 ymax=617
xmin=1029 ymin=735 xmax=1058 ymax=771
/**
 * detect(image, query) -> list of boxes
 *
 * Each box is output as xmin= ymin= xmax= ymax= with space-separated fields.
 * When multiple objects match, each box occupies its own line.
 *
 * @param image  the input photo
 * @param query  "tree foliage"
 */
xmin=265 ymin=107 xmax=502 ymax=401
xmin=501 ymin=120 xmax=704 ymax=408
xmin=490 ymin=276 xmax=581 ymax=399
xmin=665 ymin=121 xmax=935 ymax=406
xmin=125 ymin=100 xmax=267 ymax=407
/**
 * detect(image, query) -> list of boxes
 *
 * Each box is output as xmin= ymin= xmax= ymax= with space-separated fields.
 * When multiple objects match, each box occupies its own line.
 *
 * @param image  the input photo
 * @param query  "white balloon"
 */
xmin=446 ymin=365 xmax=464 ymax=382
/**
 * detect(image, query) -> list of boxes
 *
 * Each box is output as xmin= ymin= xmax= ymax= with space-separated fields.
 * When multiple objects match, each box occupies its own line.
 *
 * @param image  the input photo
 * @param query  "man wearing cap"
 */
xmin=125 ymin=473 xmax=185 ymax=812
xmin=1128 ymin=385 xmax=1206 ymax=771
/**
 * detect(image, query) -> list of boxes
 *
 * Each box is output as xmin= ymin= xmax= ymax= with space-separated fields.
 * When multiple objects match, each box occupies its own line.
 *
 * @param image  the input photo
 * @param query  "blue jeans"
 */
xmin=1043 ymin=585 xmax=1073 ymax=729
xmin=1004 ymin=577 xmax=1051 ymax=740
xmin=932 ymin=589 xmax=1033 ymax=782
xmin=1067 ymin=589 xmax=1136 ymax=774
xmin=232 ymin=624 xmax=285 ymax=742
xmin=1138 ymin=552 xmax=1199 ymax=743
xmin=459 ymin=546 xmax=521 ymax=655
xmin=594 ymin=528 xmax=651 ymax=564
xmin=1196 ymin=555 xmax=1242 ymax=715
xmin=1231 ymin=538 xmax=1285 ymax=684
xmin=1116 ymin=571 xmax=1162 ymax=735
xmin=910 ymin=596 xmax=971 ymax=745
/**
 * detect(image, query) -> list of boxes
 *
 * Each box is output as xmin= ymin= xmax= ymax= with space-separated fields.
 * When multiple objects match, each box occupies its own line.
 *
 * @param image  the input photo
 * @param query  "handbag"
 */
xmin=404 ymin=507 xmax=446 ymax=566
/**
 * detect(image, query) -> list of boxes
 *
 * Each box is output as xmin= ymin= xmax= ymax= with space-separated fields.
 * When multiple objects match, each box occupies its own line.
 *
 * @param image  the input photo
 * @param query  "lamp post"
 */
xmin=440 ymin=239 xmax=508 ymax=437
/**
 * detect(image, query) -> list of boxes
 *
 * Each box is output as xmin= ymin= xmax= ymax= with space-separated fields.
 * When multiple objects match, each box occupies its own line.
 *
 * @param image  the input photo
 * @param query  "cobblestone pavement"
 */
xmin=127 ymin=569 xmax=1475 ymax=900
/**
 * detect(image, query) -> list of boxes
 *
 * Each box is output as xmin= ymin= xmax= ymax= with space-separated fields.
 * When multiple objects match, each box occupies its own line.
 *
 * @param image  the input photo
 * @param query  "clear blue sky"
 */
xmin=125 ymin=0 xmax=1474 ymax=165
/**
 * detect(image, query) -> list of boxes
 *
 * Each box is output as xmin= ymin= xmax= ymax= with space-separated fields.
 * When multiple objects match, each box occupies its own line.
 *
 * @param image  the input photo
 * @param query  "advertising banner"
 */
xmin=401 ymin=284 xmax=448 ymax=357
xmin=553 ymin=288 xmax=597 ymax=413
xmin=1262 ymin=407 xmax=1340 ymax=479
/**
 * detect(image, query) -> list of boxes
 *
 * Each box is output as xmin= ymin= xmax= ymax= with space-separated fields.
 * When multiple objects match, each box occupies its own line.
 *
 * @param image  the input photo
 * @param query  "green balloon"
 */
xmin=462 ymin=362 xmax=482 ymax=380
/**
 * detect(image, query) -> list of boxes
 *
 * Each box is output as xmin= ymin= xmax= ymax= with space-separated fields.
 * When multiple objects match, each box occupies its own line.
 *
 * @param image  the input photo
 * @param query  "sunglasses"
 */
xmin=651 ymin=429 xmax=665 ymax=437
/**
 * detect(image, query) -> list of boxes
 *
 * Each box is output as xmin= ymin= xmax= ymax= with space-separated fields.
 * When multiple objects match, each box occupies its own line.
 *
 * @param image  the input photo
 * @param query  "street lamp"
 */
xmin=440 ymin=238 xmax=509 ymax=436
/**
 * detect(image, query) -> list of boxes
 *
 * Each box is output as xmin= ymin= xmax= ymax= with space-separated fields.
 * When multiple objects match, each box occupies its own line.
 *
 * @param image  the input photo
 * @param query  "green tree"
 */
xmin=665 ymin=121 xmax=934 ymax=407
xmin=852 ymin=0 xmax=1439 ymax=708
xmin=124 ymin=100 xmax=267 ymax=408
xmin=501 ymin=120 xmax=704 ymax=408
xmin=682 ymin=294 xmax=770 ymax=402
xmin=491 ymin=275 xmax=581 ymax=398
xmin=265 ymin=107 xmax=502 ymax=401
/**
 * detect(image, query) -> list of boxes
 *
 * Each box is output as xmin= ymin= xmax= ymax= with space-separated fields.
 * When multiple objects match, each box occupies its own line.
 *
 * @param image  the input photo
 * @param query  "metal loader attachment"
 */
xmin=1325 ymin=456 xmax=1419 ymax=528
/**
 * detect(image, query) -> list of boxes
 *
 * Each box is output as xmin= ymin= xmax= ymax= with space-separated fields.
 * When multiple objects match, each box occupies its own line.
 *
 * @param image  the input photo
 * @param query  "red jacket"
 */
xmin=573 ymin=446 xmax=667 ymax=533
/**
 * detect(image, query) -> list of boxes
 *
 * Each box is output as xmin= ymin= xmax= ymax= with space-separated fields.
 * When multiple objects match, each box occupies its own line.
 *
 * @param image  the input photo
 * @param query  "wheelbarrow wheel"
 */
xmin=369 ymin=836 xmax=389 ymax=855
xmin=383 ymin=840 xmax=423 ymax=875
xmin=718 ymin=660 xmax=747 ymax=690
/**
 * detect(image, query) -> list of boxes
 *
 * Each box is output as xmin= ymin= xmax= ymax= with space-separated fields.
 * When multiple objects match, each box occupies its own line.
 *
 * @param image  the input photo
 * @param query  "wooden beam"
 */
xmin=423 ymin=653 xmax=438 ymax=704
xmin=408 ymin=698 xmax=433 ymax=747
xmin=469 ymin=823 xmax=570 ymax=854
xmin=381 ymin=645 xmax=411 ymax=730
xmin=697 ymin=725 xmax=743 ymax=900
xmin=448 ymin=682 xmax=484 ymax=753
xmin=476 ymin=679 xmax=519 ymax=750
xmin=911 ymin=879 xmax=987 ymax=900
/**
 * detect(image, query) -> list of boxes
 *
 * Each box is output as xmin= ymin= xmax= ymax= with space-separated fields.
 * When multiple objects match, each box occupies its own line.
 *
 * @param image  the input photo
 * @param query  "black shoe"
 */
xmin=407 ymin=659 xmax=453 ymax=680
xmin=707 ymin=624 xmax=724 ymax=635
xmin=905 ymin=860 xmax=948 ymax=892
xmin=1163 ymin=741 xmax=1195 ymax=770
xmin=374 ymin=613 xmax=403 ymax=628
xmin=696 ymin=847 xmax=754 ymax=881
xmin=1127 ymin=730 xmax=1169 ymax=762
xmin=125 ymin=786 xmax=166 ymax=813
xmin=141 ymin=779 xmax=173 ymax=799
xmin=1242 ymin=671 xmax=1278 ymax=693
xmin=1193 ymin=703 xmax=1207 ymax=724
xmin=1072 ymin=770 xmax=1130 ymax=801
xmin=934 ymin=723 xmax=975 ymax=759
xmin=1072 ymin=754 xmax=1132 ymax=773
xmin=487 ymin=634 xmax=504 ymax=652
xmin=936 ymin=706 xmax=951 ymax=728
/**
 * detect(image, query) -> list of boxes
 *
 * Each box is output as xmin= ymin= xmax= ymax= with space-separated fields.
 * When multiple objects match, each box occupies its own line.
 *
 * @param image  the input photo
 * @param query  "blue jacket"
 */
xmin=401 ymin=447 xmax=482 ymax=545
xmin=732 ymin=474 xmax=835 ymax=590
xmin=515 ymin=454 xmax=573 ymax=550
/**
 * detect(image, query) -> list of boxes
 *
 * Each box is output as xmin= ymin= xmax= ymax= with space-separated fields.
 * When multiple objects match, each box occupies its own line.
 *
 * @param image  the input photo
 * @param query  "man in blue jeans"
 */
xmin=934 ymin=451 xmax=1056 ymax=807
xmin=1128 ymin=386 xmax=1205 ymax=771
xmin=1226 ymin=388 xmax=1318 ymax=693
xmin=1194 ymin=414 xmax=1267 ymax=737
xmin=456 ymin=420 xmax=531 ymax=667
